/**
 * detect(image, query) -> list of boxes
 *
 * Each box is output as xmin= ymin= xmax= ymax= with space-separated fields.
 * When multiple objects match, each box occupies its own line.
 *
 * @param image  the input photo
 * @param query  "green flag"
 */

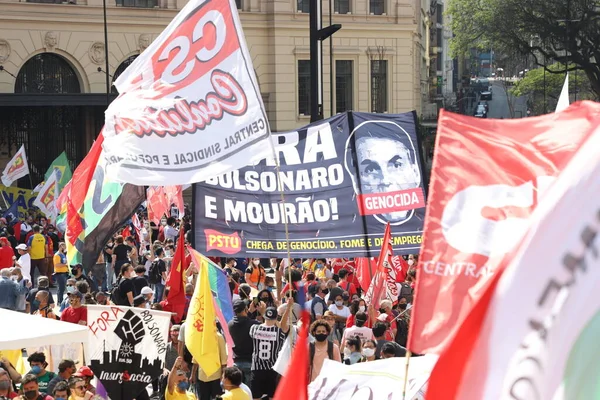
xmin=45 ymin=152 xmax=72 ymax=191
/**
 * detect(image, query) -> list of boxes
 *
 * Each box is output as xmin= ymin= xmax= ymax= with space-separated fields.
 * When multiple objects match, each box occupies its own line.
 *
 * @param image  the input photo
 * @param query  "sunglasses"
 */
xmin=75 ymin=385 xmax=86 ymax=390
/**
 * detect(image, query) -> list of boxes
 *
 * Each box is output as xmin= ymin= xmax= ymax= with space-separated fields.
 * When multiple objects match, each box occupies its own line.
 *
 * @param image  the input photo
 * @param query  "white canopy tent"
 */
xmin=0 ymin=308 xmax=89 ymax=351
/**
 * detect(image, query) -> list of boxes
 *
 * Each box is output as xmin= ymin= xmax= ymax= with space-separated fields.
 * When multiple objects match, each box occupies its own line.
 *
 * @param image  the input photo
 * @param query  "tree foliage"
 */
xmin=447 ymin=0 xmax=600 ymax=97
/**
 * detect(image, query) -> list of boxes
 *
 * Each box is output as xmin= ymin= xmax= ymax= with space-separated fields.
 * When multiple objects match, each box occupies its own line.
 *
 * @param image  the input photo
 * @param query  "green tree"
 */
xmin=447 ymin=0 xmax=600 ymax=97
xmin=509 ymin=63 xmax=594 ymax=114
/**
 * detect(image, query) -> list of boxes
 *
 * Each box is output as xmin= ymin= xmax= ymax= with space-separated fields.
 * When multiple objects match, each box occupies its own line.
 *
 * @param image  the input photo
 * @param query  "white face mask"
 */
xmin=343 ymin=347 xmax=352 ymax=356
xmin=408 ymin=259 xmax=415 ymax=266
xmin=161 ymin=220 xmax=167 ymax=226
xmin=253 ymin=260 xmax=260 ymax=266
xmin=362 ymin=348 xmax=375 ymax=357
xmin=358 ymin=305 xmax=366 ymax=313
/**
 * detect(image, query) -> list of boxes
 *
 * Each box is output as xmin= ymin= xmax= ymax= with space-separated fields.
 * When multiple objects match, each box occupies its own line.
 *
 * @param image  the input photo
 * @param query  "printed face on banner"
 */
xmin=101 ymin=0 xmax=271 ymax=185
xmin=87 ymin=306 xmax=170 ymax=400
xmin=194 ymin=112 xmax=427 ymax=258
xmin=345 ymin=121 xmax=424 ymax=225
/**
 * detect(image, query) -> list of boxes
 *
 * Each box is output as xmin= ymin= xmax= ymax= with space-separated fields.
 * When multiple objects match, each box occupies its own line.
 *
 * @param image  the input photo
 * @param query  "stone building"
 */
xmin=0 ymin=0 xmax=429 ymax=184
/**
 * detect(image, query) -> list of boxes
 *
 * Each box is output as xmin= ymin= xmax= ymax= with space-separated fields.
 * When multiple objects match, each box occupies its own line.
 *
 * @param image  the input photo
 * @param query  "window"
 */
xmin=335 ymin=60 xmax=353 ymax=113
xmin=370 ymin=0 xmax=385 ymax=15
xmin=236 ymin=0 xmax=242 ymax=9
xmin=116 ymin=0 xmax=157 ymax=8
xmin=437 ymin=4 xmax=443 ymax=24
xmin=370 ymin=60 xmax=387 ymax=113
xmin=298 ymin=60 xmax=311 ymax=116
xmin=335 ymin=0 xmax=350 ymax=14
xmin=297 ymin=0 xmax=309 ymax=13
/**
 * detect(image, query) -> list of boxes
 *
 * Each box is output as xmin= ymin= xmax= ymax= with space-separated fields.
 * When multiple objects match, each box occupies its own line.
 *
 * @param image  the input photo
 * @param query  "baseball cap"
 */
xmin=37 ymin=276 xmax=49 ymax=286
xmin=15 ymin=244 xmax=27 ymax=251
xmin=133 ymin=295 xmax=146 ymax=307
xmin=140 ymin=287 xmax=154 ymax=295
xmin=68 ymin=290 xmax=83 ymax=300
xmin=264 ymin=307 xmax=278 ymax=320
xmin=74 ymin=366 xmax=93 ymax=377
xmin=232 ymin=299 xmax=247 ymax=314
xmin=323 ymin=311 xmax=336 ymax=319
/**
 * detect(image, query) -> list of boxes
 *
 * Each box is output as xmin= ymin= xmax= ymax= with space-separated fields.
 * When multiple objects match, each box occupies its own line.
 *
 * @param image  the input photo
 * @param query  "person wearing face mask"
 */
xmin=163 ymin=218 xmax=179 ymax=243
xmin=70 ymin=265 xmax=95 ymax=293
xmin=140 ymin=286 xmax=154 ymax=308
xmin=111 ymin=236 xmax=131 ymax=280
xmin=219 ymin=366 xmax=250 ymax=400
xmin=310 ymin=283 xmax=328 ymax=321
xmin=342 ymin=336 xmax=363 ymax=365
xmin=58 ymin=279 xmax=76 ymax=311
xmin=19 ymin=374 xmax=52 ymax=400
xmin=0 ymin=367 xmax=18 ymax=399
xmin=32 ymin=291 xmax=57 ymax=320
xmin=114 ymin=264 xmax=136 ymax=307
xmin=52 ymin=242 xmax=69 ymax=303
xmin=51 ymin=381 xmax=70 ymax=400
xmin=24 ymin=354 xmax=55 ymax=395
xmin=313 ymin=258 xmax=329 ymax=280
xmin=309 ymin=320 xmax=341 ymax=382
xmin=340 ymin=312 xmax=373 ymax=354
xmin=0 ymin=268 xmax=28 ymax=311
xmin=328 ymin=294 xmax=350 ymax=338
xmin=46 ymin=360 xmax=76 ymax=397
xmin=67 ymin=377 xmax=93 ymax=400
xmin=26 ymin=277 xmax=55 ymax=314
xmin=244 ymin=258 xmax=266 ymax=291
xmin=346 ymin=299 xmax=372 ymax=329
xmin=166 ymin=357 xmax=194 ymax=400
xmin=336 ymin=269 xmax=357 ymax=299
xmin=60 ymin=290 xmax=87 ymax=325
xmin=131 ymin=266 xmax=150 ymax=296
xmin=361 ymin=340 xmax=377 ymax=362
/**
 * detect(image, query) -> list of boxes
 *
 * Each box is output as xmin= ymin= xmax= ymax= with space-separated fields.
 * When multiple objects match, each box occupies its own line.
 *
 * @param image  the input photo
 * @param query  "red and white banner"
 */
xmin=364 ymin=223 xmax=400 ymax=304
xmin=2 ymin=144 xmax=30 ymax=187
xmin=427 ymin=119 xmax=600 ymax=400
xmin=356 ymin=255 xmax=407 ymax=295
xmin=409 ymin=102 xmax=600 ymax=354
xmin=102 ymin=0 xmax=271 ymax=185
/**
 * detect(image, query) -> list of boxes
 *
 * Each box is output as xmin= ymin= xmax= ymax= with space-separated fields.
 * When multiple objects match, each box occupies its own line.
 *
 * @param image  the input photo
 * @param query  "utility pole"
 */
xmin=310 ymin=0 xmax=341 ymax=122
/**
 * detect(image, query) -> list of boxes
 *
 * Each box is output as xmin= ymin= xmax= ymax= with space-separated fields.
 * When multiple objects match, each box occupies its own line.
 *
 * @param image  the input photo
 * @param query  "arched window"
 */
xmin=111 ymin=54 xmax=139 ymax=94
xmin=15 ymin=53 xmax=80 ymax=93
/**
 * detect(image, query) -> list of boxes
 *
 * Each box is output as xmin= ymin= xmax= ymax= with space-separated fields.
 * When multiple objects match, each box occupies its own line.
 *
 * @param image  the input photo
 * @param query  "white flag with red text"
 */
xmin=2 ymin=145 xmax=30 ymax=187
xmin=102 ymin=0 xmax=271 ymax=185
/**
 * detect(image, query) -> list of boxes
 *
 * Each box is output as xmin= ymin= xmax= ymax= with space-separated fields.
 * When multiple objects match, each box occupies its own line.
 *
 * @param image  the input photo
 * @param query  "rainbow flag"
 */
xmin=196 ymin=253 xmax=235 ymax=322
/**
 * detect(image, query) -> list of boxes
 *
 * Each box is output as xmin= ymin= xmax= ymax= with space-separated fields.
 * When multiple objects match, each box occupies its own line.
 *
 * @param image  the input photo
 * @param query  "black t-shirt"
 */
xmin=228 ymin=316 xmax=260 ymax=362
xmin=113 ymin=244 xmax=131 ymax=262
xmin=375 ymin=339 xmax=406 ymax=359
xmin=119 ymin=278 xmax=135 ymax=301
xmin=132 ymin=275 xmax=149 ymax=296
xmin=8 ymin=235 xmax=18 ymax=257
xmin=103 ymin=243 xmax=114 ymax=263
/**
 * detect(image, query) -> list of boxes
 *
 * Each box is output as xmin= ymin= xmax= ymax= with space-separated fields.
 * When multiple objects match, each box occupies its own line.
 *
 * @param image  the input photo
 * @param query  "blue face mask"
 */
xmin=31 ymin=365 xmax=42 ymax=375
xmin=266 ymin=286 xmax=273 ymax=292
xmin=177 ymin=381 xmax=189 ymax=391
xmin=55 ymin=397 xmax=66 ymax=400
xmin=316 ymin=263 xmax=323 ymax=269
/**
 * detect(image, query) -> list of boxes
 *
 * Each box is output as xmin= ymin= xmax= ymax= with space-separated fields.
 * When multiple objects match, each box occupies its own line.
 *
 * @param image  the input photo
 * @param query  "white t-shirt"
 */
xmin=164 ymin=225 xmax=179 ymax=242
xmin=328 ymin=304 xmax=351 ymax=319
xmin=17 ymin=253 xmax=31 ymax=282
xmin=342 ymin=325 xmax=373 ymax=344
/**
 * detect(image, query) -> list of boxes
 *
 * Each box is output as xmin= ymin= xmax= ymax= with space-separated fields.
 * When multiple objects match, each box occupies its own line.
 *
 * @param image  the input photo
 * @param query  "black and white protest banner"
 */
xmin=87 ymin=306 xmax=171 ymax=400
xmin=102 ymin=0 xmax=271 ymax=185
xmin=193 ymin=111 xmax=428 ymax=257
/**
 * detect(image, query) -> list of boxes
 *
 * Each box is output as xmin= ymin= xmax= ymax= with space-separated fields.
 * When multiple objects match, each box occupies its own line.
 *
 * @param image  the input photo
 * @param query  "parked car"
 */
xmin=478 ymin=101 xmax=490 ymax=112
xmin=474 ymin=104 xmax=487 ymax=118
xmin=481 ymin=90 xmax=492 ymax=100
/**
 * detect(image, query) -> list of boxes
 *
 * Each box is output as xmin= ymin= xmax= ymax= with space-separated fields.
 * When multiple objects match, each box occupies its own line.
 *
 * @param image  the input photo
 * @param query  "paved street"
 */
xmin=485 ymin=80 xmax=528 ymax=119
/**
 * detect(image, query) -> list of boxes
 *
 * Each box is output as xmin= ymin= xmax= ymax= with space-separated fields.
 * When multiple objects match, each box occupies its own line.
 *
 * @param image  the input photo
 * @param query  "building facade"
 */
xmin=0 ymin=0 xmax=428 ymax=185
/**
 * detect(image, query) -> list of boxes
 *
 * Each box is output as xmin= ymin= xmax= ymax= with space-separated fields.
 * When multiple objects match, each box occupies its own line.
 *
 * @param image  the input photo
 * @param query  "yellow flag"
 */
xmin=0 ymin=350 xmax=27 ymax=375
xmin=185 ymin=248 xmax=220 ymax=377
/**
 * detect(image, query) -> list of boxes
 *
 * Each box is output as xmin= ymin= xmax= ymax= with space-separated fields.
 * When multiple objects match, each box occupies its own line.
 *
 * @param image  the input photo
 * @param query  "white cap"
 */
xmin=377 ymin=313 xmax=388 ymax=322
xmin=141 ymin=286 xmax=154 ymax=295
xmin=15 ymin=244 xmax=27 ymax=250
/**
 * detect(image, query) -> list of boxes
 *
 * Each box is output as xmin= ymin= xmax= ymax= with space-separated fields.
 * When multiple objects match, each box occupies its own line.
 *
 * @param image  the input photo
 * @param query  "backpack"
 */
xmin=309 ymin=340 xmax=334 ymax=378
xmin=110 ymin=279 xmax=125 ymax=306
xmin=399 ymin=283 xmax=413 ymax=303
xmin=148 ymin=259 xmax=163 ymax=284
xmin=395 ymin=317 xmax=409 ymax=347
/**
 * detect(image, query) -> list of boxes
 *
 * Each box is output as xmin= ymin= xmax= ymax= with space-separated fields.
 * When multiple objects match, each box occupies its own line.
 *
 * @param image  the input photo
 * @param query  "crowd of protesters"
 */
xmin=0 ymin=207 xmax=419 ymax=400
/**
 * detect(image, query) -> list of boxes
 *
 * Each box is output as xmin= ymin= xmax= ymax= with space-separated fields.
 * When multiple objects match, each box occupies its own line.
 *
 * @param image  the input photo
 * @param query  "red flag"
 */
xmin=355 ymin=257 xmax=376 ymax=292
xmin=164 ymin=185 xmax=184 ymax=216
xmin=131 ymin=213 xmax=142 ymax=244
xmin=147 ymin=186 xmax=169 ymax=225
xmin=408 ymin=102 xmax=600 ymax=354
xmin=364 ymin=222 xmax=392 ymax=305
xmin=273 ymin=311 xmax=310 ymax=400
xmin=164 ymin=228 xmax=186 ymax=322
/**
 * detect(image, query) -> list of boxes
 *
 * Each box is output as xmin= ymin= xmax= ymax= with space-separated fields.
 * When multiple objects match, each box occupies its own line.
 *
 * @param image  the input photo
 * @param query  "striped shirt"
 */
xmin=249 ymin=324 xmax=286 ymax=371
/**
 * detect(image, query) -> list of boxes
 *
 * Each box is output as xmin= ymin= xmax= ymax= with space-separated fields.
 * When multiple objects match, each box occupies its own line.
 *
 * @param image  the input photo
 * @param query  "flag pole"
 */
xmin=401 ymin=350 xmax=412 ymax=400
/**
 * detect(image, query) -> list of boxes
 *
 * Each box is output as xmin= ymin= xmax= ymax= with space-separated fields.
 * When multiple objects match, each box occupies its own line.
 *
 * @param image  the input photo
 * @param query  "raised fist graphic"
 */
xmin=114 ymin=310 xmax=145 ymax=346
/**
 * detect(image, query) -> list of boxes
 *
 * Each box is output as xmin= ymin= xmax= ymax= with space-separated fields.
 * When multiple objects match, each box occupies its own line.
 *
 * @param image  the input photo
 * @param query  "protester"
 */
xmin=166 ymin=357 xmax=193 ymax=400
xmin=94 ymin=292 xmax=109 ymax=306
xmin=72 ymin=367 xmax=94 ymax=395
xmin=131 ymin=266 xmax=149 ymax=296
xmin=380 ymin=342 xmax=401 ymax=359
xmin=149 ymin=248 xmax=167 ymax=303
xmin=60 ymin=290 xmax=87 ymax=325
xmin=219 ymin=366 xmax=250 ymax=400
xmin=309 ymin=319 xmax=341 ymax=382
xmin=244 ymin=258 xmax=266 ymax=291
xmin=19 ymin=374 xmax=53 ymax=400
xmin=0 ymin=268 xmax=28 ymax=311
xmin=309 ymin=282 xmax=328 ymax=321
xmin=15 ymin=244 xmax=31 ymax=283
xmin=70 ymin=265 xmax=95 ymax=292
xmin=346 ymin=299 xmax=372 ymax=329
xmin=67 ymin=377 xmax=93 ymax=400
xmin=0 ymin=237 xmax=15 ymax=270
xmin=51 ymin=381 xmax=70 ymax=400
xmin=46 ymin=360 xmax=76 ymax=396
xmin=115 ymin=264 xmax=135 ymax=307
xmin=52 ymin=242 xmax=68 ymax=303
xmin=59 ymin=279 xmax=77 ymax=311
xmin=133 ymin=294 xmax=147 ymax=308
xmin=125 ymin=237 xmax=139 ymax=267
xmin=32 ymin=290 xmax=57 ymax=319
xmin=343 ymin=336 xmax=362 ymax=365
xmin=27 ymin=225 xmax=47 ymax=286
xmin=228 ymin=300 xmax=259 ymax=387
xmin=322 ymin=311 xmax=341 ymax=346
xmin=190 ymin=323 xmax=227 ymax=400
xmin=111 ymin=236 xmax=130 ymax=278
xmin=248 ymin=298 xmax=293 ymax=399
xmin=372 ymin=322 xmax=406 ymax=359
xmin=26 ymin=276 xmax=54 ymax=314
xmin=328 ymin=293 xmax=350 ymax=338
xmin=163 ymin=218 xmax=179 ymax=242
xmin=361 ymin=340 xmax=377 ymax=362
xmin=0 ymin=367 xmax=18 ymax=399
xmin=25 ymin=353 xmax=55 ymax=394
xmin=340 ymin=311 xmax=373 ymax=352
xmin=337 ymin=269 xmax=357 ymax=299
xmin=159 ymin=325 xmax=181 ymax=400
